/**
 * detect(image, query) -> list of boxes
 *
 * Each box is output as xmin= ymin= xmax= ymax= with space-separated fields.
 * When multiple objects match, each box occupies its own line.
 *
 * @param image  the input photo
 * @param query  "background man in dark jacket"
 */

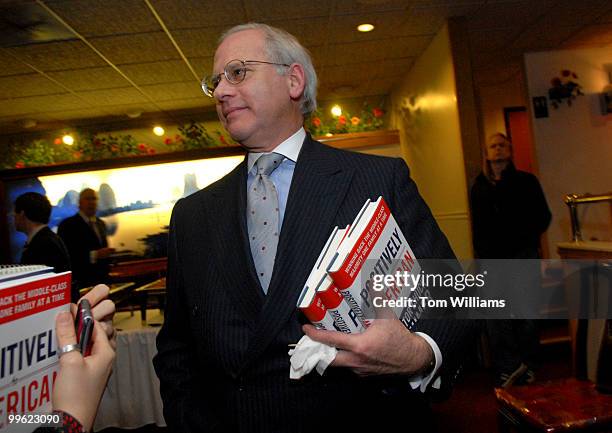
xmin=14 ymin=191 xmax=73 ymax=299
xmin=470 ymin=132 xmax=551 ymax=387
xmin=58 ymin=188 xmax=114 ymax=294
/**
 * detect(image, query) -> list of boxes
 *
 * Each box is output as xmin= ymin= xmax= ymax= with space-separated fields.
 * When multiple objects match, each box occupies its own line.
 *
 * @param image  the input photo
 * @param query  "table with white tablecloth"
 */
xmin=93 ymin=310 xmax=166 ymax=431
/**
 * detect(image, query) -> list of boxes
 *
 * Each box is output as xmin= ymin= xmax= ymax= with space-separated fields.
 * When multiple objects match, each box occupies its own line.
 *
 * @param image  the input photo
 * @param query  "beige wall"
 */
xmin=390 ymin=23 xmax=474 ymax=259
xmin=524 ymin=48 xmax=612 ymax=256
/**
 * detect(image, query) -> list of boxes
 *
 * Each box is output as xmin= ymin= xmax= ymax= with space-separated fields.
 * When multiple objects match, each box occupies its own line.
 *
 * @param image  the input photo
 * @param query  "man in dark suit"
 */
xmin=154 ymin=23 xmax=473 ymax=433
xmin=58 ymin=188 xmax=115 ymax=294
xmin=14 ymin=192 xmax=71 ymax=279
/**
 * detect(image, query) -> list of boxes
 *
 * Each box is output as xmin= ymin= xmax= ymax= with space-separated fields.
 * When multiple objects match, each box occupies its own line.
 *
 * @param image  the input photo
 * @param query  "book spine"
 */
xmin=318 ymin=280 xmax=365 ymax=334
xmin=298 ymin=293 xmax=336 ymax=331
xmin=329 ymin=199 xmax=388 ymax=289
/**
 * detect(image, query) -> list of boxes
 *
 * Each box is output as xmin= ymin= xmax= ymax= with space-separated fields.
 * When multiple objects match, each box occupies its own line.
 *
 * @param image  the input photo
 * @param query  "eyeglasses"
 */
xmin=201 ymin=59 xmax=290 ymax=97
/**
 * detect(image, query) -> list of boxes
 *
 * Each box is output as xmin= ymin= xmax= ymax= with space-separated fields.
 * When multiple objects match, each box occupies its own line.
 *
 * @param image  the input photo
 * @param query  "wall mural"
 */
xmin=5 ymin=155 xmax=243 ymax=263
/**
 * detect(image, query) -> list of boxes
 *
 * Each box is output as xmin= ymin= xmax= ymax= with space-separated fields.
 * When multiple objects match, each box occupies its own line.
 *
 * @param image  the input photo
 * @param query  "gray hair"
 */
xmin=219 ymin=23 xmax=318 ymax=115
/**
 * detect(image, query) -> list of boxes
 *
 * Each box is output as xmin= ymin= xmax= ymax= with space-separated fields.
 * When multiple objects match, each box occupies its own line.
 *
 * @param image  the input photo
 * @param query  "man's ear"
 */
xmin=286 ymin=63 xmax=306 ymax=100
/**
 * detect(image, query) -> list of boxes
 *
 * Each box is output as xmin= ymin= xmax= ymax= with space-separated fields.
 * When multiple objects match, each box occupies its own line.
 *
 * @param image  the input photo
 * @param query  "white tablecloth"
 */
xmin=93 ymin=310 xmax=166 ymax=431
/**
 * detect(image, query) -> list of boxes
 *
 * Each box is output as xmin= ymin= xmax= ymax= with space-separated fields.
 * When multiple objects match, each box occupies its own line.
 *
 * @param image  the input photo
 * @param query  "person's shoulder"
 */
xmin=470 ymin=172 xmax=492 ymax=197
xmin=32 ymin=228 xmax=65 ymax=249
xmin=308 ymin=137 xmax=402 ymax=169
xmin=173 ymin=160 xmax=245 ymax=211
xmin=472 ymin=172 xmax=488 ymax=186
xmin=58 ymin=213 xmax=80 ymax=229
xmin=35 ymin=226 xmax=58 ymax=240
xmin=514 ymin=169 xmax=541 ymax=183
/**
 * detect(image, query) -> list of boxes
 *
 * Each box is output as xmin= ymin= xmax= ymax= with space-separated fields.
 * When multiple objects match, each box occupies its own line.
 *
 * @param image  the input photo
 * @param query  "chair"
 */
xmin=496 ymin=377 xmax=612 ymax=432
xmin=496 ymin=253 xmax=612 ymax=432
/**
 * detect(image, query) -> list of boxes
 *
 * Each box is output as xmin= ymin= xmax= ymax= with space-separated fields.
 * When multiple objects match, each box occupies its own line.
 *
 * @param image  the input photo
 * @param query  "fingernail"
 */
xmin=57 ymin=311 xmax=71 ymax=323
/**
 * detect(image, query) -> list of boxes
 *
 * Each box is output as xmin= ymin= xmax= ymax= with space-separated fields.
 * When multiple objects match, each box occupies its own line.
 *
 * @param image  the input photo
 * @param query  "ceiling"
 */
xmin=1 ymin=0 xmax=611 ymax=136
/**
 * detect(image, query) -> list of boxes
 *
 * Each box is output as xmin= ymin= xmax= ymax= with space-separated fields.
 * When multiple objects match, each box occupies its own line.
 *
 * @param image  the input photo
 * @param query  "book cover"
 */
xmin=327 ymin=197 xmax=427 ymax=329
xmin=0 ymin=268 xmax=71 ymax=433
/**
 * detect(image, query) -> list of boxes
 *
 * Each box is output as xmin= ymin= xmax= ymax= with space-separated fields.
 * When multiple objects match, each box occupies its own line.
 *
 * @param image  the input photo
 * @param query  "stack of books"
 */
xmin=297 ymin=196 xmax=427 ymax=333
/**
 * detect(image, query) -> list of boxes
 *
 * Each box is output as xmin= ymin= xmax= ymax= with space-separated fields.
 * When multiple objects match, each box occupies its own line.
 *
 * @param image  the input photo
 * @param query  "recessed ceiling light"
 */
xmin=357 ymin=24 xmax=374 ymax=32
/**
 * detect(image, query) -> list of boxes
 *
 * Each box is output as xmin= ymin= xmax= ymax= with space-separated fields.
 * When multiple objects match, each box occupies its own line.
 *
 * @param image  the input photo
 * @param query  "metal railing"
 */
xmin=564 ymin=192 xmax=612 ymax=242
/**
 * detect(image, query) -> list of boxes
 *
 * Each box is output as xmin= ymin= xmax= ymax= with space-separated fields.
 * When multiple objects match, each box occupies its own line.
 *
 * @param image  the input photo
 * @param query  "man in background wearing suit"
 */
xmin=58 ymin=188 xmax=115 ymax=295
xmin=154 ymin=23 xmax=473 ymax=433
xmin=14 ymin=191 xmax=71 ymax=285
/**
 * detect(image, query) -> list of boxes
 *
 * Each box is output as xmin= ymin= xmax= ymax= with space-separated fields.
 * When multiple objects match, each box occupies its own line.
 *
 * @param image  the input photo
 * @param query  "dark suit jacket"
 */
xmin=21 ymin=226 xmax=75 ymax=302
xmin=21 ymin=226 xmax=71 ymax=273
xmin=154 ymin=136 xmax=474 ymax=433
xmin=470 ymin=163 xmax=551 ymax=258
xmin=58 ymin=213 xmax=110 ymax=291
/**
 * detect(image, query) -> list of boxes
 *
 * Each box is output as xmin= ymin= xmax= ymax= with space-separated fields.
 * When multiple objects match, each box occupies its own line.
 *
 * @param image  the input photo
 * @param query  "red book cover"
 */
xmin=0 ymin=268 xmax=71 ymax=432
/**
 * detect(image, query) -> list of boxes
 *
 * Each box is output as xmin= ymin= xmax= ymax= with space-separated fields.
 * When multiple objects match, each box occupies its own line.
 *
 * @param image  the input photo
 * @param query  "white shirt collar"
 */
xmin=247 ymin=127 xmax=306 ymax=173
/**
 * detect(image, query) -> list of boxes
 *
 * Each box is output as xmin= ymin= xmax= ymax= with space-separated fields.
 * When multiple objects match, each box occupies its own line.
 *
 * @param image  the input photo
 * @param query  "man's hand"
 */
xmin=303 ymin=319 xmax=433 ymax=377
xmin=72 ymin=284 xmax=116 ymax=349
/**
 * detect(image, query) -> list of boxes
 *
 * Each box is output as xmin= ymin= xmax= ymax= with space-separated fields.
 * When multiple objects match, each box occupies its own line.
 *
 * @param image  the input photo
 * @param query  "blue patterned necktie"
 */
xmin=247 ymin=153 xmax=284 ymax=293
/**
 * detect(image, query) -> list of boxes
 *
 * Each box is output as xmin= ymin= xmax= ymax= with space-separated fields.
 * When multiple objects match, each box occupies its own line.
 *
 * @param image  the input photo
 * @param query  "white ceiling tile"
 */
xmin=46 ymin=67 xmax=128 ymax=91
xmin=119 ymin=60 xmax=197 ymax=85
xmin=149 ymin=0 xmax=247 ymax=30
xmin=244 ymin=0 xmax=331 ymax=21
xmin=0 ymin=73 xmax=67 ymax=98
xmin=44 ymin=0 xmax=161 ymax=37
xmin=466 ymin=1 xmax=556 ymax=31
xmin=90 ymin=32 xmax=179 ymax=65
xmin=4 ymin=40 xmax=107 ymax=71
xmin=77 ymin=87 xmax=150 ymax=106
xmin=140 ymin=81 xmax=202 ymax=101
xmin=171 ymin=27 xmax=224 ymax=59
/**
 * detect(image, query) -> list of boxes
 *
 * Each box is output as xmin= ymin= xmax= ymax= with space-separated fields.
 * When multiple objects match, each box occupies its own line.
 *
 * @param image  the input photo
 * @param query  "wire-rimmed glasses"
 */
xmin=201 ymin=59 xmax=290 ymax=97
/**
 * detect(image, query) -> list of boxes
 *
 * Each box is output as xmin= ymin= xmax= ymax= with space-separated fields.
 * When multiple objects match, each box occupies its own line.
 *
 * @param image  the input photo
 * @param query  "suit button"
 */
xmin=192 ymin=305 xmax=199 ymax=317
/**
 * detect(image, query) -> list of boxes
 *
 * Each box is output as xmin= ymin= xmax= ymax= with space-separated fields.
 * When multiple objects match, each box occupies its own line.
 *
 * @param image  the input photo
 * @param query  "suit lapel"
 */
xmin=209 ymin=160 xmax=264 ymax=327
xmin=240 ymin=137 xmax=354 ymax=370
